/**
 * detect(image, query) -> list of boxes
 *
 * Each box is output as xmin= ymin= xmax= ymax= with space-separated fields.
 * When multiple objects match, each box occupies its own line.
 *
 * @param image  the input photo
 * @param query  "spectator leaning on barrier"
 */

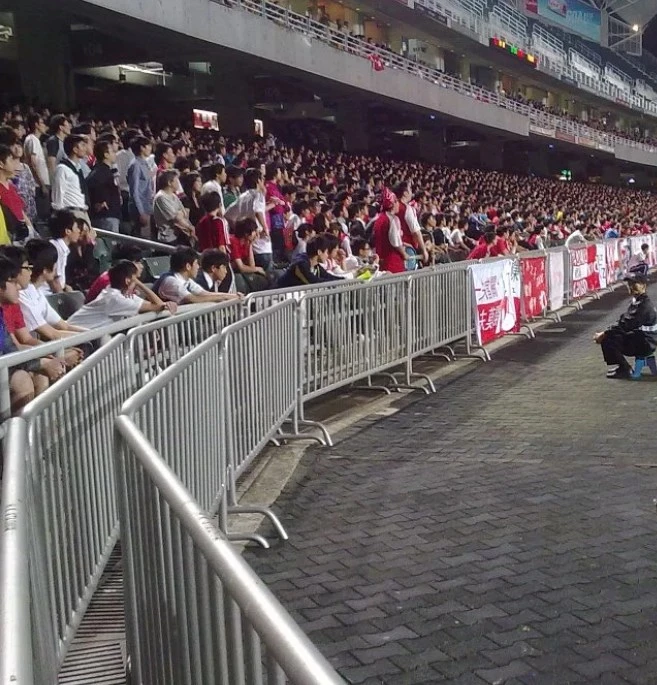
xmin=153 ymin=247 xmax=241 ymax=305
xmin=86 ymin=244 xmax=143 ymax=303
xmin=67 ymin=260 xmax=176 ymax=330
xmin=195 ymin=249 xmax=233 ymax=294
xmin=594 ymin=273 xmax=657 ymax=379
xmin=0 ymin=257 xmax=66 ymax=414
xmin=19 ymin=239 xmax=87 ymax=340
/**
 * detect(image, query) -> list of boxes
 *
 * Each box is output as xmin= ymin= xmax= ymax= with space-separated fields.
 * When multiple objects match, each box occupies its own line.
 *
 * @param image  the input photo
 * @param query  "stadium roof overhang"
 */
xmin=587 ymin=0 xmax=657 ymax=31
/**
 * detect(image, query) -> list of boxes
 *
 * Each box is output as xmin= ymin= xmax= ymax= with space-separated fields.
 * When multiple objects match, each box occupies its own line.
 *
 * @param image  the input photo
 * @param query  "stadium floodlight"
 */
xmin=632 ymin=24 xmax=639 ymax=31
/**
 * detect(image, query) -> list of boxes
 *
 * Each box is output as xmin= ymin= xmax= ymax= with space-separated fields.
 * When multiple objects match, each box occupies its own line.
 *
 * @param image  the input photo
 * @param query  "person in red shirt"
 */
xmin=230 ymin=217 xmax=266 ymax=277
xmin=85 ymin=244 xmax=144 ymax=303
xmin=196 ymin=192 xmax=230 ymax=253
xmin=373 ymin=189 xmax=406 ymax=274
xmin=489 ymin=227 xmax=511 ymax=257
xmin=468 ymin=231 xmax=496 ymax=260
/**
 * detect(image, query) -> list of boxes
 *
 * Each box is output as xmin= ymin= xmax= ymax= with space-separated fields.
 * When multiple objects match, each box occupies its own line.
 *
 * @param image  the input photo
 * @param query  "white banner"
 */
xmin=548 ymin=251 xmax=565 ymax=312
xmin=595 ymin=243 xmax=607 ymax=290
xmin=470 ymin=259 xmax=520 ymax=346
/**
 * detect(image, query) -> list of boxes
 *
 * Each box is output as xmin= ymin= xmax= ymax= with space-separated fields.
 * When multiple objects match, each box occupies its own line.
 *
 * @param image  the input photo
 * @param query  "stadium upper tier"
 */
xmin=413 ymin=0 xmax=657 ymax=114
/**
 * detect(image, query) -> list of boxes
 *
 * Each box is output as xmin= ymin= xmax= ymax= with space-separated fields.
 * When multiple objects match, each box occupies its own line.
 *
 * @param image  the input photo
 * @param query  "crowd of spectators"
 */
xmin=2 ymin=103 xmax=657 ymax=411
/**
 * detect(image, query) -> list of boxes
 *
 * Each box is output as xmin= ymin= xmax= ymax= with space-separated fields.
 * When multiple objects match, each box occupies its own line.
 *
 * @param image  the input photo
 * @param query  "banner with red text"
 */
xmin=470 ymin=259 xmax=521 ymax=346
xmin=520 ymin=255 xmax=548 ymax=319
xmin=570 ymin=244 xmax=601 ymax=299
xmin=605 ymin=239 xmax=621 ymax=286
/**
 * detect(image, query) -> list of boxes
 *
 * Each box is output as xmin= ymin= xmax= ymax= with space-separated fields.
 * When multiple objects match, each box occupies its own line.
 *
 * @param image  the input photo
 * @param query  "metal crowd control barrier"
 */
xmin=10 ymin=336 xmax=131 ymax=683
xmin=115 ymin=415 xmax=345 ymax=685
xmin=126 ymin=301 xmax=243 ymax=386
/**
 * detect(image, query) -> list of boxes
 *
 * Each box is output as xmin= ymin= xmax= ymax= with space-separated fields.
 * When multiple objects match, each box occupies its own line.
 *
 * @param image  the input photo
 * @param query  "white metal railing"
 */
xmin=227 ymin=0 xmax=657 ymax=154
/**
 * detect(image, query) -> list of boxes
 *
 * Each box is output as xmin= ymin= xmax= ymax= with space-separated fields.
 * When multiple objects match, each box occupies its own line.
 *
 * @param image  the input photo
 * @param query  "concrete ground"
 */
xmin=244 ymin=286 xmax=657 ymax=685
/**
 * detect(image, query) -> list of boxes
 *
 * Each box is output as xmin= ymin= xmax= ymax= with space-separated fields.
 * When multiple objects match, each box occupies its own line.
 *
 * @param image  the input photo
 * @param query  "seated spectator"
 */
xmin=628 ymin=243 xmax=650 ymax=276
xmin=86 ymin=243 xmax=144 ymax=303
xmin=19 ymin=239 xmax=88 ymax=340
xmin=195 ymin=249 xmax=233 ymax=293
xmin=153 ymin=247 xmax=240 ymax=304
xmin=467 ymin=230 xmax=496 ymax=259
xmin=196 ymin=192 xmax=230 ymax=253
xmin=0 ymin=257 xmax=65 ymax=414
xmin=322 ymin=233 xmax=349 ymax=276
xmin=66 ymin=218 xmax=100 ymax=292
xmin=0 ymin=245 xmax=83 ymax=368
xmin=349 ymin=237 xmax=379 ymax=269
xmin=43 ymin=210 xmax=81 ymax=294
xmin=277 ymin=236 xmax=344 ymax=288
xmin=87 ymin=139 xmax=121 ymax=233
xmin=68 ymin=260 xmax=176 ymax=329
xmin=230 ymin=217 xmax=266 ymax=279
xmin=291 ymin=223 xmax=316 ymax=260
xmin=181 ymin=172 xmax=204 ymax=227
xmin=153 ymin=170 xmax=197 ymax=246
xmin=490 ymin=226 xmax=511 ymax=257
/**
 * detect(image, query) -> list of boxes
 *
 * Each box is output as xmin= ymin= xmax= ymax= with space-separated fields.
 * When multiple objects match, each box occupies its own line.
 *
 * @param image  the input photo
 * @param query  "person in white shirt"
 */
xmin=19 ymin=239 xmax=87 ymax=340
xmin=68 ymin=260 xmax=176 ymax=329
xmin=24 ymin=114 xmax=50 ymax=211
xmin=200 ymin=163 xmax=227 ymax=213
xmin=154 ymin=247 xmax=241 ymax=305
xmin=40 ymin=210 xmax=81 ymax=294
xmin=224 ymin=168 xmax=272 ymax=271
xmin=51 ymin=134 xmax=89 ymax=214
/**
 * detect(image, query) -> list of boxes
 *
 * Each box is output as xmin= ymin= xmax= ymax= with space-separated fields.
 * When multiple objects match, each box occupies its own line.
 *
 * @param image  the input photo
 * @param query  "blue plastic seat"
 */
xmin=631 ymin=356 xmax=657 ymax=379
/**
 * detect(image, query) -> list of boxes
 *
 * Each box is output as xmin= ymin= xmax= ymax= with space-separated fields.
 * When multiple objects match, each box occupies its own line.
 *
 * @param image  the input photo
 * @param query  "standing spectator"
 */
xmin=225 ymin=168 xmax=271 ymax=271
xmin=153 ymin=247 xmax=240 ymax=304
xmin=0 ymin=145 xmax=31 ymax=244
xmin=23 ymin=114 xmax=50 ymax=220
xmin=0 ymin=129 xmax=38 ymax=228
xmin=153 ymin=170 xmax=197 ymax=246
xmin=88 ymin=140 xmax=121 ymax=233
xmin=196 ymin=192 xmax=230 ymax=253
xmin=200 ymin=162 xmax=227 ymax=207
xmin=116 ymin=128 xmax=138 ymax=218
xmin=265 ymin=163 xmax=287 ymax=261
xmin=45 ymin=114 xmax=72 ymax=182
xmin=181 ymin=172 xmax=204 ymax=227
xmin=373 ymin=190 xmax=405 ymax=273
xmin=67 ymin=260 xmax=175 ymax=329
xmin=51 ymin=134 xmax=90 ymax=218
xmin=127 ymin=136 xmax=154 ymax=238
xmin=223 ymin=165 xmax=244 ymax=209
xmin=72 ymin=123 xmax=96 ymax=178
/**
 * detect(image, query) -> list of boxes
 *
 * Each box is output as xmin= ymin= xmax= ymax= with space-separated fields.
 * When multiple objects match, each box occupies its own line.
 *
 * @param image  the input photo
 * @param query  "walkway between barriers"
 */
xmin=245 ymin=284 xmax=657 ymax=685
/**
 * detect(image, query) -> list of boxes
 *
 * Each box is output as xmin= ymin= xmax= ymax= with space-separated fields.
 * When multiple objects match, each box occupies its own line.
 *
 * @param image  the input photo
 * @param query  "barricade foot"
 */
xmin=391 ymin=371 xmax=436 ymax=394
xmin=226 ymin=531 xmax=271 ymax=549
xmin=296 ymin=418 xmax=333 ymax=447
xmin=353 ymin=376 xmax=393 ymax=394
xmin=228 ymin=504 xmax=289 ymax=542
xmin=277 ymin=421 xmax=329 ymax=446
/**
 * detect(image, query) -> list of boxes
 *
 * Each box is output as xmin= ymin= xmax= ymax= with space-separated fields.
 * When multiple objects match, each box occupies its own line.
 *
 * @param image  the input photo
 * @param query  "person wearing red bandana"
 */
xmin=373 ymin=189 xmax=406 ymax=273
xmin=394 ymin=182 xmax=428 ymax=264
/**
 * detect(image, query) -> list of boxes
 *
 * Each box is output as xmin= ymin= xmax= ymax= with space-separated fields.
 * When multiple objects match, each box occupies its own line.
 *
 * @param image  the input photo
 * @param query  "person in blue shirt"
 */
xmin=127 ymin=136 xmax=154 ymax=239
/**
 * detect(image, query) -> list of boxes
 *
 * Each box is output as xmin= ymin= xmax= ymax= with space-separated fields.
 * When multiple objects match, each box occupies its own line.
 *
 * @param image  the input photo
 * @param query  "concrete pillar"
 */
xmin=336 ymin=103 xmax=369 ymax=152
xmin=211 ymin=62 xmax=255 ymax=137
xmin=459 ymin=58 xmax=471 ymax=84
xmin=15 ymin=0 xmax=74 ymax=110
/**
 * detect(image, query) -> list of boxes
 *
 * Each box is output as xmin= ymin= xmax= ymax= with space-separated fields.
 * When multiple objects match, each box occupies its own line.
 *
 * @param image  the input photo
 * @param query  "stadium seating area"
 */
xmin=1 ymin=104 xmax=657 ymax=410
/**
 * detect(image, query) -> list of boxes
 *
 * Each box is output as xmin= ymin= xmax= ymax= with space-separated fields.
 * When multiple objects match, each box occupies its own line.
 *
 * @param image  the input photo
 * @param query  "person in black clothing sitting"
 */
xmin=594 ymin=273 xmax=657 ymax=379
xmin=195 ymin=249 xmax=232 ymax=293
xmin=277 ymin=236 xmax=344 ymax=289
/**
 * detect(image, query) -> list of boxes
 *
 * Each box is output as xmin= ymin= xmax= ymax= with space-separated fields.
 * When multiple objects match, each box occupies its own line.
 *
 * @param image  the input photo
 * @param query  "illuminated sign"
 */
xmin=489 ymin=38 xmax=538 ymax=68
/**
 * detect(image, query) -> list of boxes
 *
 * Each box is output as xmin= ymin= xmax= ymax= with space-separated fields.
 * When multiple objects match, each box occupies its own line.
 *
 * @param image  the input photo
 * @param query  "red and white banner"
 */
xmin=570 ymin=244 xmax=602 ymax=298
xmin=520 ymin=256 xmax=547 ymax=319
xmin=470 ymin=259 xmax=521 ymax=346
xmin=605 ymin=240 xmax=621 ymax=286
xmin=548 ymin=250 xmax=565 ymax=312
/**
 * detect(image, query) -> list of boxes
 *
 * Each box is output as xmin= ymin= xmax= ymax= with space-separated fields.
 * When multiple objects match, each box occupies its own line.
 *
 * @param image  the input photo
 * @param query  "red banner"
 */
xmin=570 ymin=245 xmax=600 ymax=298
xmin=520 ymin=256 xmax=547 ymax=319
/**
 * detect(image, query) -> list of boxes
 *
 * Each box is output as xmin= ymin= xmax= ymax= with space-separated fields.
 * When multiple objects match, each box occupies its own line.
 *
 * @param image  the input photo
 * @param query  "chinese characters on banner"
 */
xmin=548 ymin=251 xmax=565 ymax=312
xmin=570 ymin=244 xmax=601 ymax=299
xmin=605 ymin=240 xmax=620 ymax=286
xmin=470 ymin=260 xmax=521 ymax=346
xmin=520 ymin=256 xmax=547 ymax=319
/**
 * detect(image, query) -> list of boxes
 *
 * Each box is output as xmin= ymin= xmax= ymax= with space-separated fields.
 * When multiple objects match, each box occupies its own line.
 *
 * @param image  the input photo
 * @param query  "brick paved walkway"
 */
xmin=245 ymin=288 xmax=657 ymax=685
